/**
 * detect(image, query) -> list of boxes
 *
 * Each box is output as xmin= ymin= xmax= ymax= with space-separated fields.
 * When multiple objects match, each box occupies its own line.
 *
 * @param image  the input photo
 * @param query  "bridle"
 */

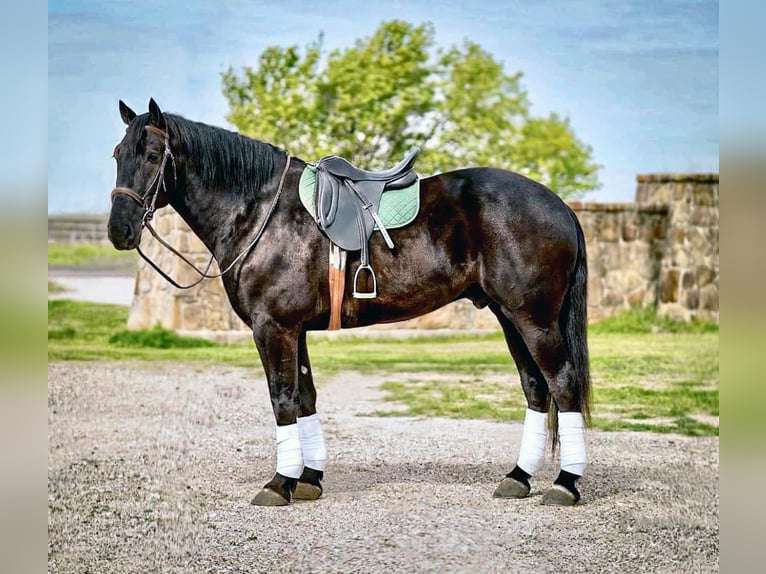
xmin=111 ymin=125 xmax=176 ymax=224
xmin=111 ymin=124 xmax=292 ymax=289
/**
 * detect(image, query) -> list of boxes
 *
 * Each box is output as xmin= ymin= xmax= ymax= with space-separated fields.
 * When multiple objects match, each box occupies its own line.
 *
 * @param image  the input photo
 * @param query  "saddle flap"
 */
xmin=314 ymin=172 xmax=373 ymax=252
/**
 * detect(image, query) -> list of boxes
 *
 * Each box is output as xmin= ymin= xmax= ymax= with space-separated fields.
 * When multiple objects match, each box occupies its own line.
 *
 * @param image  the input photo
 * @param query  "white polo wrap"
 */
xmin=516 ymin=408 xmax=548 ymax=475
xmin=275 ymin=423 xmax=304 ymax=478
xmin=297 ymin=413 xmax=328 ymax=471
xmin=559 ymin=411 xmax=587 ymax=475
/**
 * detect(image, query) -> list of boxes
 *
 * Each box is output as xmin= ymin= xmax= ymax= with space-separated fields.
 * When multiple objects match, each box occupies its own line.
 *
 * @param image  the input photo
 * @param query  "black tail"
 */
xmin=550 ymin=209 xmax=592 ymax=450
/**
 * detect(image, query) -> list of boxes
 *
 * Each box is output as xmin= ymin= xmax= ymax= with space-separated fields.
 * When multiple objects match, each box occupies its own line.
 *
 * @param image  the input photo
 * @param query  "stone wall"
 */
xmin=568 ymin=173 xmax=718 ymax=322
xmin=48 ymin=214 xmax=110 ymax=244
xmin=126 ymin=212 xmax=248 ymax=333
xmin=126 ymin=173 xmax=718 ymax=333
xmin=567 ymin=200 xmax=669 ymax=321
xmin=636 ymin=173 xmax=719 ymax=321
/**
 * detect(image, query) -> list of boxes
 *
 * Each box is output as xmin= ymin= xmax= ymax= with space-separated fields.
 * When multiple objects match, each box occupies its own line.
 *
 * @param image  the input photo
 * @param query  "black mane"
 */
xmin=129 ymin=113 xmax=281 ymax=199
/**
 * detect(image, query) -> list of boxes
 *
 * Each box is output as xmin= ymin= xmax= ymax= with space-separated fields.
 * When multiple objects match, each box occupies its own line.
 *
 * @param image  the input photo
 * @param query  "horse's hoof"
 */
xmin=493 ymin=477 xmax=530 ymax=499
xmin=251 ymin=488 xmax=290 ymax=506
xmin=293 ymin=481 xmax=323 ymax=501
xmin=541 ymin=484 xmax=578 ymax=506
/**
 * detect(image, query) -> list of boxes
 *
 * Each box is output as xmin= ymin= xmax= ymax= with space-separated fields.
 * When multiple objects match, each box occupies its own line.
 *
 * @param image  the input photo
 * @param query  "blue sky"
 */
xmin=48 ymin=0 xmax=718 ymax=214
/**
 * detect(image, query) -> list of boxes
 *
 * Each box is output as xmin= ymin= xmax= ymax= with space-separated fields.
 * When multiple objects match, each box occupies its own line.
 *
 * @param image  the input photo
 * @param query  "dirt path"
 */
xmin=48 ymin=362 xmax=719 ymax=573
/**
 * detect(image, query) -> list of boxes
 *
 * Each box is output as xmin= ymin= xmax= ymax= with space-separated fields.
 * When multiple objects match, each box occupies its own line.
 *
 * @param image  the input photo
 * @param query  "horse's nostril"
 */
xmin=124 ymin=224 xmax=134 ymax=245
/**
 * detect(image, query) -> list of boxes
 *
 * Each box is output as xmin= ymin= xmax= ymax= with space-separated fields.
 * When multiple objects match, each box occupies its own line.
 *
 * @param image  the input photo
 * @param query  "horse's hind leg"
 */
xmin=489 ymin=304 xmax=551 ymax=500
xmin=511 ymin=315 xmax=587 ymax=506
xmin=294 ymin=329 xmax=328 ymax=501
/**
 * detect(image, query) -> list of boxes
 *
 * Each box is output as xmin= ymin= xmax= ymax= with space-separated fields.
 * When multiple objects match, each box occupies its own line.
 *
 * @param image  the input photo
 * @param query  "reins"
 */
xmin=111 ymin=124 xmax=292 ymax=289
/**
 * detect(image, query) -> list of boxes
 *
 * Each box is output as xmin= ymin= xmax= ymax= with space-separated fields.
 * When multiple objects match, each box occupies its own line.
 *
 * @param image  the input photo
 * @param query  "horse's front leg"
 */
xmin=250 ymin=318 xmax=304 ymax=506
xmin=293 ymin=329 xmax=329 ymax=501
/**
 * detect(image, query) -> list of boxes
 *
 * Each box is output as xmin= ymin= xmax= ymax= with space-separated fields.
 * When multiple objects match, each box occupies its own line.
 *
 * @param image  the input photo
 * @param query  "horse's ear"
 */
xmin=119 ymin=100 xmax=136 ymax=125
xmin=148 ymin=98 xmax=166 ymax=130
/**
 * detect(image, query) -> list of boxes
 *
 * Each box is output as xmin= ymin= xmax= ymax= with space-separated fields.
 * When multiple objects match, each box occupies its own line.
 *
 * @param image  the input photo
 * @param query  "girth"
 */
xmin=313 ymin=147 xmax=419 ymax=303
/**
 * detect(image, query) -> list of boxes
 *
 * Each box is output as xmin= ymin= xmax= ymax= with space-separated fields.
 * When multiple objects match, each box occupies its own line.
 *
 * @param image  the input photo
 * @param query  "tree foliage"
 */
xmin=222 ymin=20 xmax=600 ymax=198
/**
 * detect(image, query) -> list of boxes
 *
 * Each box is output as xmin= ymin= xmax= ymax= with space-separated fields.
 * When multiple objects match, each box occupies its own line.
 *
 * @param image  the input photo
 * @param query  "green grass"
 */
xmin=48 ymin=300 xmax=718 ymax=436
xmin=48 ymin=242 xmax=138 ymax=270
xmin=109 ymin=324 xmax=218 ymax=349
xmin=48 ymin=299 xmax=130 ymax=341
xmin=48 ymin=280 xmax=67 ymax=293
xmin=589 ymin=305 xmax=718 ymax=335
xmin=374 ymin=331 xmax=718 ymax=436
xmin=48 ymin=299 xmax=259 ymax=363
xmin=378 ymin=378 xmax=526 ymax=421
xmin=306 ymin=332 xmax=512 ymax=374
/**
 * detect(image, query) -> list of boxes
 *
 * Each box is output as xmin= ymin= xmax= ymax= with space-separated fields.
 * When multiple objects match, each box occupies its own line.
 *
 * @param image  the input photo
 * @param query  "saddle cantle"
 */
xmin=313 ymin=147 xmax=420 ymax=299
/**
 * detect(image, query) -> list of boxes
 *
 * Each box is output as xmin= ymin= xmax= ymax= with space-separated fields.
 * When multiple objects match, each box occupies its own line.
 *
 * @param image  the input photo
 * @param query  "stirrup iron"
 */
xmin=352 ymin=264 xmax=377 ymax=299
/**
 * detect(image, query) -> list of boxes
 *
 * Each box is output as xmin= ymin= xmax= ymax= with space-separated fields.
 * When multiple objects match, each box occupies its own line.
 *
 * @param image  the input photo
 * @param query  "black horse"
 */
xmin=108 ymin=99 xmax=591 ymax=507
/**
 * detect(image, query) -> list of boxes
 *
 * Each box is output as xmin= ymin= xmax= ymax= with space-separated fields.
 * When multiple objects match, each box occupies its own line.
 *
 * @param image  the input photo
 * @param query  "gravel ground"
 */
xmin=48 ymin=361 xmax=719 ymax=573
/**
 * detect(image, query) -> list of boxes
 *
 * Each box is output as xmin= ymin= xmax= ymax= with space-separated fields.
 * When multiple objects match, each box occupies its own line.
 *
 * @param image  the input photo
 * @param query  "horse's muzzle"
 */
xmin=108 ymin=192 xmax=144 ymax=250
xmin=108 ymin=221 xmax=139 ymax=250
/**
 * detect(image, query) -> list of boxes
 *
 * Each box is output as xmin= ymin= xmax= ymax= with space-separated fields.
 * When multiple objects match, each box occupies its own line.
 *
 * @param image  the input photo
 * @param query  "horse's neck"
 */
xmin=171 ymin=168 xmax=283 ymax=269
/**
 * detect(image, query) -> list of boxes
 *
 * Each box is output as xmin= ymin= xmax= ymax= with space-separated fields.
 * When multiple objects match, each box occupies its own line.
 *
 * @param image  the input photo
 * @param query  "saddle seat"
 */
xmin=318 ymin=147 xmax=419 ymax=182
xmin=313 ymin=147 xmax=420 ymax=299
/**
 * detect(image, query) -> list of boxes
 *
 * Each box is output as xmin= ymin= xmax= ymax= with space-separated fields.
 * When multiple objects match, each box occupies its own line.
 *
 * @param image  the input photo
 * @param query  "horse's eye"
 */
xmin=147 ymin=152 xmax=159 ymax=162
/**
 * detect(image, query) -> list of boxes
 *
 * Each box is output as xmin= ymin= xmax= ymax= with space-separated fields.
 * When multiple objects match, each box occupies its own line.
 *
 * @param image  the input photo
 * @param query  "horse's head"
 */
xmin=108 ymin=98 xmax=174 ymax=250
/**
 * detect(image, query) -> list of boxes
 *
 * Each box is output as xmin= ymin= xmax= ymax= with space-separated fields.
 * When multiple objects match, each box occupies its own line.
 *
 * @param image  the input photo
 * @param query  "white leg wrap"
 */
xmin=297 ymin=413 xmax=328 ymax=471
xmin=559 ymin=411 xmax=587 ymax=476
xmin=275 ymin=424 xmax=304 ymax=478
xmin=516 ymin=408 xmax=548 ymax=475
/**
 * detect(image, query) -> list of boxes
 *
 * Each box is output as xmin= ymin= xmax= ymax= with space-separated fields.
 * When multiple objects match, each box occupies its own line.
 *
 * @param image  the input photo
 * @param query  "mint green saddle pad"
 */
xmin=298 ymin=165 xmax=421 ymax=230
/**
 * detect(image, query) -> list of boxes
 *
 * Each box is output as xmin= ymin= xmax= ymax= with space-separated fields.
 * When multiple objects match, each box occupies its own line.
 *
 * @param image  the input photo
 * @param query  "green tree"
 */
xmin=222 ymin=20 xmax=600 ymax=198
